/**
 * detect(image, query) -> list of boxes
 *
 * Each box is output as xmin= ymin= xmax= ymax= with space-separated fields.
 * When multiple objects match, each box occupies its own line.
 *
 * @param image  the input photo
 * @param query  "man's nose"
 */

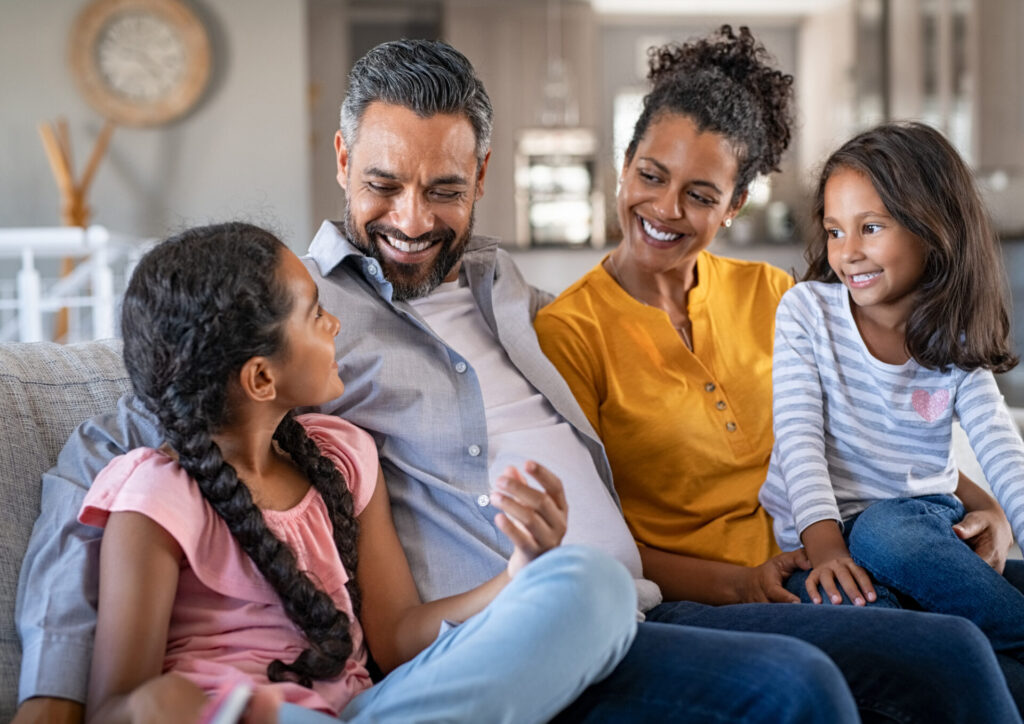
xmin=390 ymin=190 xmax=434 ymax=239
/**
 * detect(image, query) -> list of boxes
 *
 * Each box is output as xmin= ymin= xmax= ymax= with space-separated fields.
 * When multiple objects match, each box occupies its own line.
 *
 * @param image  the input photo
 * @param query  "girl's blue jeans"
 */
xmin=785 ymin=494 xmax=1024 ymax=712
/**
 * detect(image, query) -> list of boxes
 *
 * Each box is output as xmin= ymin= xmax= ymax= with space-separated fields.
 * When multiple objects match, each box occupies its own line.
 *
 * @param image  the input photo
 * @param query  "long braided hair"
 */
xmin=121 ymin=222 xmax=360 ymax=687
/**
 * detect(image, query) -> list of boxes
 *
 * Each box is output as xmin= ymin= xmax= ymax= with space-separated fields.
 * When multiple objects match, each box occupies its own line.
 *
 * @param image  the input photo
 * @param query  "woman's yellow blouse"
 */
xmin=535 ymin=251 xmax=794 ymax=567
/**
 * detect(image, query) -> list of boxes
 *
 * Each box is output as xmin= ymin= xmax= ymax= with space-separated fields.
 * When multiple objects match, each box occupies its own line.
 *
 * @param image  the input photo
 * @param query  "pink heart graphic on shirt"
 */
xmin=911 ymin=389 xmax=950 ymax=422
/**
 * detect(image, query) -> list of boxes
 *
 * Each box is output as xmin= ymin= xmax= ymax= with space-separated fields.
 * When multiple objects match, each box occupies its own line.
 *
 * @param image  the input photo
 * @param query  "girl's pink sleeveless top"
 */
xmin=80 ymin=413 xmax=376 ymax=715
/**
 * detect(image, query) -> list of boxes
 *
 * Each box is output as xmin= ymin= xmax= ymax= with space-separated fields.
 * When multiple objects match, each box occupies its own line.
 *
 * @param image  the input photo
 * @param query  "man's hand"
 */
xmin=490 ymin=461 xmax=568 ymax=578
xmin=954 ymin=508 xmax=1013 ymax=574
xmin=11 ymin=697 xmax=84 ymax=724
xmin=737 ymin=549 xmax=811 ymax=603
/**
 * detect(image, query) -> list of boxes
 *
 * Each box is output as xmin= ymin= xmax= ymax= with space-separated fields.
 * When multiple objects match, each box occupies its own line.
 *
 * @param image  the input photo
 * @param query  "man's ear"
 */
xmin=335 ymin=130 xmax=350 ymax=192
xmin=474 ymin=149 xmax=491 ymax=200
xmin=237 ymin=357 xmax=277 ymax=403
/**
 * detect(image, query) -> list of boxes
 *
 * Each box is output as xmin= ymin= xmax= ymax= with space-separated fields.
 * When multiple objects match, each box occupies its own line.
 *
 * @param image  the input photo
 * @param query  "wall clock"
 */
xmin=68 ymin=0 xmax=212 ymax=126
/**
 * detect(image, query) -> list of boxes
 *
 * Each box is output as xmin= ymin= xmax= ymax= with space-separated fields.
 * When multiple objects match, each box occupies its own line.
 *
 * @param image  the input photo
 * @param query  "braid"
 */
xmin=274 ymin=414 xmax=361 ymax=615
xmin=122 ymin=222 xmax=359 ymax=687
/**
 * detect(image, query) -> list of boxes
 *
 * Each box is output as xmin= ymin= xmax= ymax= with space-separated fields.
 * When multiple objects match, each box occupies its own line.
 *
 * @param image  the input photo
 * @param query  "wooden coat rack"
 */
xmin=37 ymin=118 xmax=115 ymax=340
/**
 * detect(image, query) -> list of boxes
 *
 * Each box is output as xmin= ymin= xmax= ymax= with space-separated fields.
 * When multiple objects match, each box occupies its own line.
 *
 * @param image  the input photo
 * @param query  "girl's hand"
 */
xmin=490 ymin=461 xmax=568 ymax=578
xmin=806 ymin=557 xmax=877 ymax=606
xmin=126 ymin=673 xmax=207 ymax=723
xmin=739 ymin=549 xmax=811 ymax=603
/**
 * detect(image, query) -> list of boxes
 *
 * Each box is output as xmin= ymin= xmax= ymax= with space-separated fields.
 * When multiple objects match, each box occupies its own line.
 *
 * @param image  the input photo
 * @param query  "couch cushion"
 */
xmin=0 ymin=340 xmax=127 ymax=719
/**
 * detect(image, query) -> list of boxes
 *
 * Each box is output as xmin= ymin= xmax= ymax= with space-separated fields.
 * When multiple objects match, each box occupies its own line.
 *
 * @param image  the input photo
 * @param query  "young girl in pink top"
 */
xmin=81 ymin=222 xmax=636 ymax=723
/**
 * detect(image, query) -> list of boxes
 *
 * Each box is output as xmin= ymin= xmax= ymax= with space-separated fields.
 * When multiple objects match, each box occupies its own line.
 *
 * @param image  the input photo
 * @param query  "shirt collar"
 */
xmin=304 ymin=218 xmax=503 ymax=293
xmin=306 ymin=220 xmax=364 ymax=277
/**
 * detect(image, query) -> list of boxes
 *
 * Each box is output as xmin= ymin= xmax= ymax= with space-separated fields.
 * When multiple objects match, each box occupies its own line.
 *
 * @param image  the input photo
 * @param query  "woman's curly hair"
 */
xmin=121 ymin=222 xmax=360 ymax=687
xmin=627 ymin=24 xmax=794 ymax=206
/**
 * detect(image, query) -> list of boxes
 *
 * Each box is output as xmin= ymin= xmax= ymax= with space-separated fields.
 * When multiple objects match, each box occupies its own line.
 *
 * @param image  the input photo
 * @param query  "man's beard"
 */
xmin=343 ymin=207 xmax=474 ymax=301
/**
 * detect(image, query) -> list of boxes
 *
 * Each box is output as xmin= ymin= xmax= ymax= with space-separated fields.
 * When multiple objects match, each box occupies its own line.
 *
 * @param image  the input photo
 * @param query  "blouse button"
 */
xmin=468 ymin=444 xmax=482 ymax=457
xmin=716 ymin=401 xmax=727 ymax=410
xmin=705 ymin=382 xmax=716 ymax=392
xmin=726 ymin=422 xmax=737 ymax=432
xmin=455 ymin=361 xmax=468 ymax=374
xmin=477 ymin=494 xmax=490 ymax=507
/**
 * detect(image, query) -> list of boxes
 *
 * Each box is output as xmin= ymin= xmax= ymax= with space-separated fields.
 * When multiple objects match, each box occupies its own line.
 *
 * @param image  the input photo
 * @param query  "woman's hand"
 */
xmin=954 ymin=472 xmax=1013 ymax=574
xmin=737 ymin=549 xmax=811 ymax=603
xmin=490 ymin=461 xmax=568 ymax=578
xmin=954 ymin=508 xmax=1013 ymax=574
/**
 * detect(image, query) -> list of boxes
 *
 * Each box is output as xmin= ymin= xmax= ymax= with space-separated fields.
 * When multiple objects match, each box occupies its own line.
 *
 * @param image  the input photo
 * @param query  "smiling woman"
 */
xmin=534 ymin=25 xmax=1024 ymax=721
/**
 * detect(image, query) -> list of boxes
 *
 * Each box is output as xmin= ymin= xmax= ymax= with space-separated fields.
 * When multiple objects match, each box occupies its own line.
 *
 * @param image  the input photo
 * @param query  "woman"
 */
xmin=535 ymin=24 xmax=1024 ymax=720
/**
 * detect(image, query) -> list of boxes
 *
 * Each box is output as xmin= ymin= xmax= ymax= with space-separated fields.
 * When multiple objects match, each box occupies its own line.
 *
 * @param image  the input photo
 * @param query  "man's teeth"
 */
xmin=851 ymin=272 xmax=881 ymax=283
xmin=384 ymin=235 xmax=432 ymax=253
xmin=641 ymin=218 xmax=682 ymax=242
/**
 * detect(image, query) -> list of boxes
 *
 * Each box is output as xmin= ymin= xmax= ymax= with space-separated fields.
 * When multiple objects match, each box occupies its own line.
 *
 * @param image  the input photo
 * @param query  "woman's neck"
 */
xmin=608 ymin=249 xmax=697 ymax=309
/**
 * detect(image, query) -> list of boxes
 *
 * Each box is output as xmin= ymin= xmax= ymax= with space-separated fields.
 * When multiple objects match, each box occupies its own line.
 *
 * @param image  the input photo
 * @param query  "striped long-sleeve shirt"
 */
xmin=759 ymin=281 xmax=1024 ymax=551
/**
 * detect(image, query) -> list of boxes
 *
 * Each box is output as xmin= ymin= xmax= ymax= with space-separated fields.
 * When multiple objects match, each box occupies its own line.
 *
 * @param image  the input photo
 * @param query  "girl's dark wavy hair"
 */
xmin=805 ymin=122 xmax=1017 ymax=373
xmin=121 ymin=222 xmax=360 ymax=687
xmin=627 ymin=24 xmax=794 ymax=207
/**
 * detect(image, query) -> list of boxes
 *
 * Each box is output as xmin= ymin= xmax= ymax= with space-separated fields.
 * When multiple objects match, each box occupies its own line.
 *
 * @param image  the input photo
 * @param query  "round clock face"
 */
xmin=69 ymin=0 xmax=211 ymax=126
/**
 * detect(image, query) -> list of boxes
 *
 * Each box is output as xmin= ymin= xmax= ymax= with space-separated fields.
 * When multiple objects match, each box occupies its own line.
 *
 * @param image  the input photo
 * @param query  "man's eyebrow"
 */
xmin=363 ymin=167 xmax=399 ymax=180
xmin=362 ymin=168 xmax=468 ymax=186
xmin=430 ymin=174 xmax=469 ymax=186
xmin=308 ymin=284 xmax=321 ymax=315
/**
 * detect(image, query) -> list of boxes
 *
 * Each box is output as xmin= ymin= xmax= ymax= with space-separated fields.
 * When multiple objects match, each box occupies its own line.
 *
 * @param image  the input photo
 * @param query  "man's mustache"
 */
xmin=366 ymin=222 xmax=456 ymax=246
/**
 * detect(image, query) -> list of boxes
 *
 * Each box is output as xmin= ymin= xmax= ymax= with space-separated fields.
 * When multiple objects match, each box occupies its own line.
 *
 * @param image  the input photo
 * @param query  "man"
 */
xmin=14 ymin=40 xmax=1019 ymax=723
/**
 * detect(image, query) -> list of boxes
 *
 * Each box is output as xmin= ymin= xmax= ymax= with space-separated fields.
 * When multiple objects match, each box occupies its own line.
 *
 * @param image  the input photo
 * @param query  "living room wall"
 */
xmin=0 ymin=0 xmax=313 ymax=250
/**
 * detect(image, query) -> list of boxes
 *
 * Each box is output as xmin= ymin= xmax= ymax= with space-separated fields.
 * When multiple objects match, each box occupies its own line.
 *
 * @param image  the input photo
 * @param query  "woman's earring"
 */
xmin=723 ymin=218 xmax=733 ymax=228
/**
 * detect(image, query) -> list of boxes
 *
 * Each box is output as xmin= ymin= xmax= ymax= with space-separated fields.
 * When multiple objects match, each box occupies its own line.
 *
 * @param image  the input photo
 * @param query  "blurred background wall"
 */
xmin=4 ymin=0 xmax=1023 ymax=247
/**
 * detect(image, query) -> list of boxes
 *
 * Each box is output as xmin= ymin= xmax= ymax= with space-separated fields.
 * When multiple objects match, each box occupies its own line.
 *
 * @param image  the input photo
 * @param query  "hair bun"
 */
xmin=645 ymin=24 xmax=794 ymax=178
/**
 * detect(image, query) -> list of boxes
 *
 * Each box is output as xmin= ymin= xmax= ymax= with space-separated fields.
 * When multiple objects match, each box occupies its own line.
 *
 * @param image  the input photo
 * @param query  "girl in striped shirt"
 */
xmin=760 ymin=122 xmax=1024 ymax=668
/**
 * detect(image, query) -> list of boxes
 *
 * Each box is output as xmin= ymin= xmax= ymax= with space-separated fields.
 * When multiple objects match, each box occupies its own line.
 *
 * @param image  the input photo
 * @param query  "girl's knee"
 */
xmin=849 ymin=498 xmax=957 ymax=562
xmin=538 ymin=546 xmax=635 ymax=602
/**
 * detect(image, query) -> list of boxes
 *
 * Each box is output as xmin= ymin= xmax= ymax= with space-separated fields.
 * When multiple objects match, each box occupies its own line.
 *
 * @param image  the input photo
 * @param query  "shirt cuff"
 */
xmin=17 ymin=634 xmax=92 ymax=705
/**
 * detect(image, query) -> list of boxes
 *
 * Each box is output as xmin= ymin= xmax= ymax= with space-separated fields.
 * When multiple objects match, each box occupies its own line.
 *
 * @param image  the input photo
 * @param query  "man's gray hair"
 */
xmin=340 ymin=39 xmax=493 ymax=163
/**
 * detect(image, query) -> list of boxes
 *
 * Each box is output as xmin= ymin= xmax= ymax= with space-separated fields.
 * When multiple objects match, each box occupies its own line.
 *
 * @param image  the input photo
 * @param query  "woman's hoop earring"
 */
xmin=724 ymin=218 xmax=733 ymax=228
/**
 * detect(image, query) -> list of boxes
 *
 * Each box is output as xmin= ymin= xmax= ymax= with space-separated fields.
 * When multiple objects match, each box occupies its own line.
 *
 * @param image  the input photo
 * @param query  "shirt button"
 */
xmin=455 ymin=361 xmax=468 ymax=373
xmin=477 ymin=494 xmax=490 ymax=507
xmin=726 ymin=422 xmax=737 ymax=432
xmin=705 ymin=382 xmax=716 ymax=392
xmin=367 ymin=263 xmax=379 ymax=276
xmin=468 ymin=444 xmax=481 ymax=457
xmin=716 ymin=401 xmax=727 ymax=410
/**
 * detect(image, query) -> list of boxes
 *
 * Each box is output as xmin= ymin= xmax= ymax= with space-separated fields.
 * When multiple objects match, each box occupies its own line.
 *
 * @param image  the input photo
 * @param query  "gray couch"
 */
xmin=0 ymin=339 xmax=1020 ymax=721
xmin=0 ymin=339 xmax=129 ymax=721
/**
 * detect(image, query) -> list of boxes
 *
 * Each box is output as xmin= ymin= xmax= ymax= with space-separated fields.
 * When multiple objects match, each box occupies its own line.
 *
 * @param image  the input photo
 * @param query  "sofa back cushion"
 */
xmin=0 ymin=340 xmax=128 ymax=719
